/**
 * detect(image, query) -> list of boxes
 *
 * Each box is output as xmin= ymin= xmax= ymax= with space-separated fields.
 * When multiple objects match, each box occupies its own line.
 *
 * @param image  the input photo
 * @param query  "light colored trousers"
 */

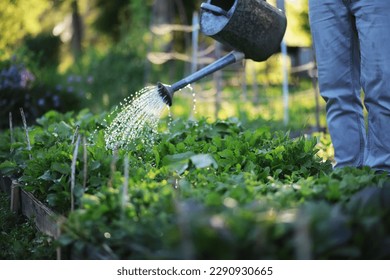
xmin=309 ymin=0 xmax=390 ymax=172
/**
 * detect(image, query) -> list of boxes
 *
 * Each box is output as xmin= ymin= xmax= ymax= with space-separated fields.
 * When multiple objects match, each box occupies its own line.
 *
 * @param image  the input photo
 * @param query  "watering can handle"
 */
xmin=200 ymin=3 xmax=229 ymax=17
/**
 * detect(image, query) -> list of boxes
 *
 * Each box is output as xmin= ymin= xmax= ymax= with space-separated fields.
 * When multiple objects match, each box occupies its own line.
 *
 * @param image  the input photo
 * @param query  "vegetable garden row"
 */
xmin=1 ymin=109 xmax=390 ymax=259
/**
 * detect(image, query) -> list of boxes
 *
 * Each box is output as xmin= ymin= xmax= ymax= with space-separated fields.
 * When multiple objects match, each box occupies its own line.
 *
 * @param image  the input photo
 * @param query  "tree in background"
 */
xmin=0 ymin=0 xmax=313 ymax=115
xmin=0 ymin=0 xmax=50 ymax=60
xmin=93 ymin=0 xmax=130 ymax=42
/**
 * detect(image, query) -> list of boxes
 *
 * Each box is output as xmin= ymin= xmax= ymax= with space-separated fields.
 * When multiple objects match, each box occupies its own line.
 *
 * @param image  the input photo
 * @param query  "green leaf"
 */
xmin=89 ymin=176 xmax=103 ymax=187
xmin=176 ymin=142 xmax=186 ymax=151
xmin=205 ymin=192 xmax=222 ymax=206
xmin=212 ymin=136 xmax=222 ymax=148
xmin=152 ymin=147 xmax=160 ymax=167
xmin=162 ymin=152 xmax=195 ymax=175
xmin=38 ymin=170 xmax=54 ymax=181
xmin=46 ymin=121 xmax=73 ymax=142
xmin=166 ymin=160 xmax=189 ymax=175
xmin=0 ymin=160 xmax=18 ymax=175
xmin=190 ymin=154 xmax=218 ymax=169
xmin=218 ymin=149 xmax=234 ymax=159
xmin=51 ymin=162 xmax=71 ymax=175
xmin=162 ymin=152 xmax=195 ymax=165
xmin=46 ymin=193 xmax=58 ymax=207
xmin=74 ymin=184 xmax=85 ymax=198
xmin=89 ymin=161 xmax=101 ymax=171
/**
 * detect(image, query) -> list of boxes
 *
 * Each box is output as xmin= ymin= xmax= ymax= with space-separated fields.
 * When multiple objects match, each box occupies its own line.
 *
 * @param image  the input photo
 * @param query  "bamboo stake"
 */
xmin=71 ymin=135 xmax=80 ymax=212
xmin=9 ymin=112 xmax=14 ymax=152
xmin=122 ymin=154 xmax=129 ymax=211
xmin=82 ymin=136 xmax=87 ymax=190
xmin=19 ymin=108 xmax=32 ymax=160
xmin=71 ymin=125 xmax=80 ymax=145
xmin=108 ymin=148 xmax=118 ymax=189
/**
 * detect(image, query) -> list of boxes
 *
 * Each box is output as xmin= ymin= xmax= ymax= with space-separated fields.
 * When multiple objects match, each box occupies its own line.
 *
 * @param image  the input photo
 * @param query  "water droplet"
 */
xmin=104 ymin=86 xmax=168 ymax=151
xmin=186 ymin=84 xmax=197 ymax=117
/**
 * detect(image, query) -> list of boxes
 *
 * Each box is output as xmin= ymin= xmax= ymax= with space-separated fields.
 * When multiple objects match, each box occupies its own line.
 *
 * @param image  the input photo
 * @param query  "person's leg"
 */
xmin=309 ymin=0 xmax=366 ymax=168
xmin=352 ymin=0 xmax=390 ymax=172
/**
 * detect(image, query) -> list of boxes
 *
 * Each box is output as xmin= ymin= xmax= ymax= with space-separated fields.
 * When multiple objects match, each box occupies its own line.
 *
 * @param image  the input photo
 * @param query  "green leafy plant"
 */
xmin=0 ymin=192 xmax=56 ymax=260
xmin=1 ymin=110 xmax=389 ymax=260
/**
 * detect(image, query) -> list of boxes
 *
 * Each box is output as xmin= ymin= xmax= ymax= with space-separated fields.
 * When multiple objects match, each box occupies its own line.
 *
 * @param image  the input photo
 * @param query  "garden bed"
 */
xmin=1 ymin=110 xmax=390 ymax=260
xmin=0 ymin=177 xmax=63 ymax=238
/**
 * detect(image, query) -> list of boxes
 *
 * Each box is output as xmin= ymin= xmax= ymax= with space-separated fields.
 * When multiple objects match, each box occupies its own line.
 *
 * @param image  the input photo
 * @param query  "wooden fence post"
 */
xmin=10 ymin=180 xmax=20 ymax=213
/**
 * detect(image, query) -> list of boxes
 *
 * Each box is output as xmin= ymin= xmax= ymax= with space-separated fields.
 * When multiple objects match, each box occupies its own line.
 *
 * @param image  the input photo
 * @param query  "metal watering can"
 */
xmin=200 ymin=0 xmax=287 ymax=62
xmin=158 ymin=0 xmax=287 ymax=106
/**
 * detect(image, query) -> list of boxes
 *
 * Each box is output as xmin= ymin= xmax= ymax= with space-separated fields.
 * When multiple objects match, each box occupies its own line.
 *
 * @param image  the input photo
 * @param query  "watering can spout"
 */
xmin=157 ymin=82 xmax=173 ymax=107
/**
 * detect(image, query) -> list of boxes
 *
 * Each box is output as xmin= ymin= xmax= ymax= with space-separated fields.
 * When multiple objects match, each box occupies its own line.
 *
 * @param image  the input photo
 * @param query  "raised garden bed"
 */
xmin=1 ymin=110 xmax=390 ymax=260
xmin=1 ymin=177 xmax=64 ymax=238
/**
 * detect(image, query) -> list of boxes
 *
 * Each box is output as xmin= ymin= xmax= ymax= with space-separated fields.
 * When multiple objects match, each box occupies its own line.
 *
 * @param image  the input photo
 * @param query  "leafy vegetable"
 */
xmin=1 ymin=110 xmax=389 ymax=259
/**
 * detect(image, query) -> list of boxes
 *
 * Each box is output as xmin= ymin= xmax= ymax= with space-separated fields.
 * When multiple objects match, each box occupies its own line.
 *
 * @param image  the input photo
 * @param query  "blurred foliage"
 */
xmin=93 ymin=0 xmax=132 ymax=41
xmin=0 ymin=0 xmax=314 ymax=121
xmin=266 ymin=0 xmax=311 ymax=47
xmin=0 ymin=55 xmax=82 ymax=129
xmin=63 ymin=44 xmax=145 ymax=112
xmin=0 ymin=0 xmax=50 ymax=60
xmin=284 ymin=0 xmax=311 ymax=47
xmin=24 ymin=32 xmax=62 ymax=68
xmin=0 ymin=192 xmax=56 ymax=259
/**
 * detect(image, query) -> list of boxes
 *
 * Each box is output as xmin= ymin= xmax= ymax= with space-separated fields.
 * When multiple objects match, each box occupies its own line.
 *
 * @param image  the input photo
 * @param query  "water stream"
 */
xmin=103 ymin=84 xmax=198 ymax=151
xmin=104 ymin=86 xmax=168 ymax=150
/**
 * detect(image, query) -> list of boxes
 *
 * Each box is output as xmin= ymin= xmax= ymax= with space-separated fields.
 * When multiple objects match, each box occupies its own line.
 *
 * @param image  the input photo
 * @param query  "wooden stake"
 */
xmin=71 ymin=125 xmax=80 ymax=145
xmin=9 ymin=112 xmax=14 ymax=152
xmin=82 ymin=136 xmax=87 ymax=190
xmin=122 ymin=154 xmax=129 ymax=211
xmin=71 ymin=135 xmax=80 ymax=212
xmin=108 ymin=149 xmax=118 ymax=189
xmin=19 ymin=108 xmax=32 ymax=160
xmin=10 ymin=181 xmax=20 ymax=213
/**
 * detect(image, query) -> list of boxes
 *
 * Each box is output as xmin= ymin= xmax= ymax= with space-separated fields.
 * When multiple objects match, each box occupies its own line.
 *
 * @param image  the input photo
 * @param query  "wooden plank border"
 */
xmin=1 ymin=178 xmax=65 ymax=239
xmin=20 ymin=189 xmax=64 ymax=239
xmin=1 ymin=178 xmax=66 ymax=259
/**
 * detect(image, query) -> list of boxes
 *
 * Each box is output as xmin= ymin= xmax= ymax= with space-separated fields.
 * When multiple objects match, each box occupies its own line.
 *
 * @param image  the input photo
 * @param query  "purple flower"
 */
xmin=87 ymin=75 xmax=94 ymax=84
xmin=52 ymin=95 xmax=60 ymax=107
xmin=0 ymin=63 xmax=35 ymax=90
xmin=20 ymin=69 xmax=35 ymax=88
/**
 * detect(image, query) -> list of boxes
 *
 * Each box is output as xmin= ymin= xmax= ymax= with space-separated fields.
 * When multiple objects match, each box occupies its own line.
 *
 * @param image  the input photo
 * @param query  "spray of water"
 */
xmin=104 ymin=86 xmax=168 ymax=150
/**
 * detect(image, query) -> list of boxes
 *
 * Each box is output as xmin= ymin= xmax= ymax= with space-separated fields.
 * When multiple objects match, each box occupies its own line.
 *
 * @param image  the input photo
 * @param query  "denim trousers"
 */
xmin=309 ymin=0 xmax=390 ymax=172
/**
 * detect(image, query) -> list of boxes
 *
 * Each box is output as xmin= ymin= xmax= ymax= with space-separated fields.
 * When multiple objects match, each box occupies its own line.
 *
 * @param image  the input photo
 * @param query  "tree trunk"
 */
xmin=71 ymin=0 xmax=83 ymax=60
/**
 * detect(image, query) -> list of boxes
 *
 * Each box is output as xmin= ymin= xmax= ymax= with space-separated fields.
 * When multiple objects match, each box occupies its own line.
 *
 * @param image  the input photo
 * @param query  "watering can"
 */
xmin=158 ymin=0 xmax=287 ymax=106
xmin=200 ymin=0 xmax=287 ymax=61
